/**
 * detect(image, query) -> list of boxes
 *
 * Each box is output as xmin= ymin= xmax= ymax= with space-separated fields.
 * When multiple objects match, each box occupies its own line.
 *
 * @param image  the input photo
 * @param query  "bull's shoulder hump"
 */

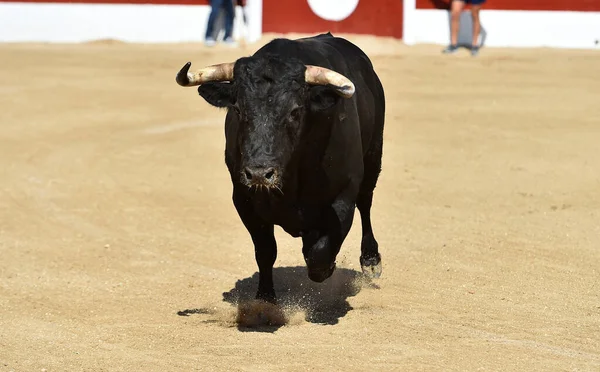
xmin=255 ymin=33 xmax=364 ymax=58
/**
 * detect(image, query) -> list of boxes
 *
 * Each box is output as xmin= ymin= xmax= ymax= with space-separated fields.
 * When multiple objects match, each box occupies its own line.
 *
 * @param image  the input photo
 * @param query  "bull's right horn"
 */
xmin=176 ymin=61 xmax=235 ymax=87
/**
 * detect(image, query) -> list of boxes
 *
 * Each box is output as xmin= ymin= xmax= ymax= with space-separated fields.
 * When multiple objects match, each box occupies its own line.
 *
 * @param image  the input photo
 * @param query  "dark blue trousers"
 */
xmin=205 ymin=0 xmax=235 ymax=40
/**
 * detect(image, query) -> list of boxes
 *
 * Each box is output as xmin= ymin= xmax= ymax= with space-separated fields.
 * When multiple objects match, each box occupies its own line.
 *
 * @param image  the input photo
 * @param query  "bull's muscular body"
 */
xmin=177 ymin=33 xmax=385 ymax=302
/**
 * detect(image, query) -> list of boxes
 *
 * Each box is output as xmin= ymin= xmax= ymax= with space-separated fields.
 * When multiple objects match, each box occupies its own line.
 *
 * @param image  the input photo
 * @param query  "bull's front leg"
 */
xmin=302 ymin=196 xmax=357 ymax=282
xmin=233 ymin=190 xmax=277 ymax=303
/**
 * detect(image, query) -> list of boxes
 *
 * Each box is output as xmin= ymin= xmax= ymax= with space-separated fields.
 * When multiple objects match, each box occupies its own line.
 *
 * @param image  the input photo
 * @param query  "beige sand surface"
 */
xmin=1 ymin=34 xmax=599 ymax=371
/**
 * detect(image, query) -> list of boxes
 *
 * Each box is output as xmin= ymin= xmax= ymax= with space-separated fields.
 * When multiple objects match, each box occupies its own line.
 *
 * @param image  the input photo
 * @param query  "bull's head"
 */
xmin=176 ymin=56 xmax=355 ymax=191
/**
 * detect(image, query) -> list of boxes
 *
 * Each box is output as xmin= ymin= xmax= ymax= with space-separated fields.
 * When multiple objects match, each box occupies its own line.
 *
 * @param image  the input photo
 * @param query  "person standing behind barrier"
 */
xmin=204 ymin=0 xmax=236 ymax=46
xmin=442 ymin=0 xmax=485 ymax=56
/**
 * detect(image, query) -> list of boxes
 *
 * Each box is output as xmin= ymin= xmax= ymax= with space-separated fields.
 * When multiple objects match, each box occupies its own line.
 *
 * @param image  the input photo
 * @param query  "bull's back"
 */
xmin=318 ymin=35 xmax=385 ymax=155
xmin=302 ymin=34 xmax=385 ymax=157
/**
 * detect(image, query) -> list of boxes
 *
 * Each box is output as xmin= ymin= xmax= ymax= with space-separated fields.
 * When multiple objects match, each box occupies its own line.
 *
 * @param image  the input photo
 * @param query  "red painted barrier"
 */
xmin=416 ymin=0 xmax=600 ymax=11
xmin=262 ymin=0 xmax=404 ymax=39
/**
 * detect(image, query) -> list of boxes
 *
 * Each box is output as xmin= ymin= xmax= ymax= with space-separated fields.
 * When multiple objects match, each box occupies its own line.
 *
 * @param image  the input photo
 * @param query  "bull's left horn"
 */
xmin=304 ymin=65 xmax=355 ymax=98
xmin=176 ymin=61 xmax=235 ymax=87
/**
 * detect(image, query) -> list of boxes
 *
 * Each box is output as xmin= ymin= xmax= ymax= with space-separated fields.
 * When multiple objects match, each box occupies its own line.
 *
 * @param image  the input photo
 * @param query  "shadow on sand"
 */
xmin=178 ymin=265 xmax=378 ymax=333
xmin=227 ymin=266 xmax=367 ymax=324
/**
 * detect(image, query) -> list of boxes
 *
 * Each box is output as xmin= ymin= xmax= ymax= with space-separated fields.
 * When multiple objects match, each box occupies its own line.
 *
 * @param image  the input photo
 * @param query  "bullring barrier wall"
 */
xmin=1 ymin=0 xmax=598 ymax=49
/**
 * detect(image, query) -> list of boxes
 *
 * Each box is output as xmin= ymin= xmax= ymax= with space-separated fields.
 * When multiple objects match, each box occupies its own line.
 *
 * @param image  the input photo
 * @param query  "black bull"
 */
xmin=176 ymin=32 xmax=385 ymax=303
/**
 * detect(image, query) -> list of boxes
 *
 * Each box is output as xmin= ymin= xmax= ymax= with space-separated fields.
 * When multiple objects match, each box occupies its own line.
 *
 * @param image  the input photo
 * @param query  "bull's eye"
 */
xmin=289 ymin=107 xmax=301 ymax=122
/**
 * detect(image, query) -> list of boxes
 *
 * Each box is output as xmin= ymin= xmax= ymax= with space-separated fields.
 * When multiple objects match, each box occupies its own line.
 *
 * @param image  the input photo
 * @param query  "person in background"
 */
xmin=204 ymin=0 xmax=236 ymax=46
xmin=442 ymin=0 xmax=485 ymax=56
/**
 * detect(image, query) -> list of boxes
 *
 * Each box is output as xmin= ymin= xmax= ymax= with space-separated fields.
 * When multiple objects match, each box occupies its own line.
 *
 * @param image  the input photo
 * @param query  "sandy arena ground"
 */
xmin=1 ymin=34 xmax=599 ymax=371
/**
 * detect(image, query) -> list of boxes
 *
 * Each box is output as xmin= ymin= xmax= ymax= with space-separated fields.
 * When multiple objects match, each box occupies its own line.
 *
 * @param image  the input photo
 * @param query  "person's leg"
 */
xmin=443 ymin=0 xmax=465 ymax=53
xmin=205 ymin=0 xmax=223 ymax=45
xmin=222 ymin=0 xmax=235 ymax=42
xmin=470 ymin=0 xmax=484 ymax=55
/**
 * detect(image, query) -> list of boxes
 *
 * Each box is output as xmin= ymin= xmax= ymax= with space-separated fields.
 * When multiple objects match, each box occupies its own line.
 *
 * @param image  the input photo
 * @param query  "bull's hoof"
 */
xmin=307 ymin=262 xmax=336 ymax=283
xmin=360 ymin=253 xmax=382 ymax=279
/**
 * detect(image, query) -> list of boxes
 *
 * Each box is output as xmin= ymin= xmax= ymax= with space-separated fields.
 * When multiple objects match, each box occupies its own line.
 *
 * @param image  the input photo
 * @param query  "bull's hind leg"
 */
xmin=357 ymin=140 xmax=383 ymax=278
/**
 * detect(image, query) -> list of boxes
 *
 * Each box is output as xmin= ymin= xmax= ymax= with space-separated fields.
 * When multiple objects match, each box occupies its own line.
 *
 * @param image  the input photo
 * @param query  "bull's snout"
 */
xmin=243 ymin=166 xmax=278 ymax=187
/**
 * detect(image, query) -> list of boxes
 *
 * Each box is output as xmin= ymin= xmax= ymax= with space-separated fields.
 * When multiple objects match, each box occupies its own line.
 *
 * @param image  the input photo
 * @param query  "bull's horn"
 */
xmin=176 ymin=61 xmax=235 ymax=87
xmin=304 ymin=65 xmax=355 ymax=98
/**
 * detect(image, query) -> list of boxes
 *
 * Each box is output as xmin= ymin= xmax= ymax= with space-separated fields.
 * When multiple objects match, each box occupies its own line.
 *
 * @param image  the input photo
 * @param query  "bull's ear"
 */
xmin=308 ymin=85 xmax=342 ymax=112
xmin=197 ymin=82 xmax=235 ymax=108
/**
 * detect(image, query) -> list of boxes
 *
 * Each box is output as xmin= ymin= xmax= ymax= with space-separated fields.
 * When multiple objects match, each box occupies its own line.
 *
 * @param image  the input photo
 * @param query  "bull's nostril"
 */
xmin=244 ymin=167 xmax=276 ymax=184
xmin=244 ymin=169 xmax=253 ymax=181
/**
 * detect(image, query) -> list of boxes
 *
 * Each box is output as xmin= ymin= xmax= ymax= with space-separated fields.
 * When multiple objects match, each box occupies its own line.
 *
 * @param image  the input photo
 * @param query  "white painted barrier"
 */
xmin=403 ymin=6 xmax=600 ymax=49
xmin=0 ymin=0 xmax=262 ymax=43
